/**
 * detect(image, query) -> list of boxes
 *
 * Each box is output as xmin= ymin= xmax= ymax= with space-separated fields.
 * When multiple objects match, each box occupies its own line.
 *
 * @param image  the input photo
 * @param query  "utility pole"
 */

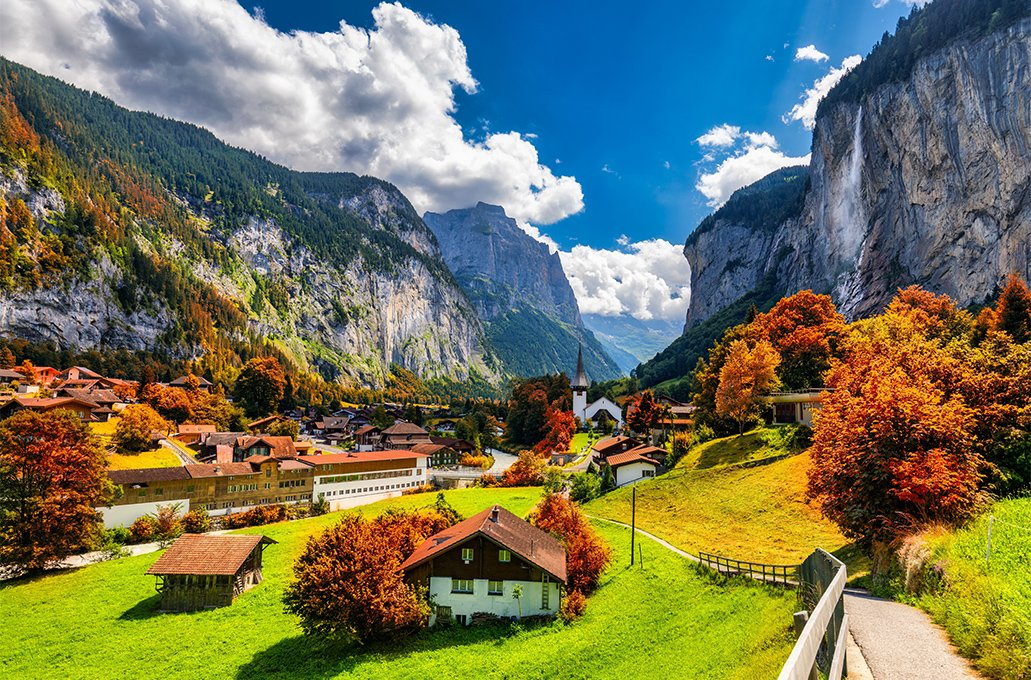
xmin=631 ymin=485 xmax=636 ymax=566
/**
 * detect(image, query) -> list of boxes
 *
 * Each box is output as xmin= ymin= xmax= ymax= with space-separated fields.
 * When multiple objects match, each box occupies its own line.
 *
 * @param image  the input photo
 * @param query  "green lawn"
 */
xmin=568 ymin=431 xmax=592 ymax=452
xmin=107 ymin=448 xmax=182 ymax=470
xmin=585 ymin=444 xmax=866 ymax=574
xmin=915 ymin=496 xmax=1031 ymax=680
xmin=679 ymin=429 xmax=789 ymax=469
xmin=0 ymin=488 xmax=798 ymax=680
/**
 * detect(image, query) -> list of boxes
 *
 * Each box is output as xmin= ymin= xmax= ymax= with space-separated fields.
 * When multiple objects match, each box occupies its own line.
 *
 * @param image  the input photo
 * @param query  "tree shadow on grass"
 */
xmin=235 ymin=621 xmax=543 ymax=680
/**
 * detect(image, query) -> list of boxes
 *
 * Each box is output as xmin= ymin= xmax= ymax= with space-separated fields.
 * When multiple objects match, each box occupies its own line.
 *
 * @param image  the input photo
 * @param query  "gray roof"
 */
xmin=572 ymin=345 xmax=589 ymax=389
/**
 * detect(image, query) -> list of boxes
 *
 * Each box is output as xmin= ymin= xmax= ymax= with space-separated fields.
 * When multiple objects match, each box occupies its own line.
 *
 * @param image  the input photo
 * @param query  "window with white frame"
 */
xmin=451 ymin=579 xmax=473 ymax=593
xmin=461 ymin=547 xmax=474 ymax=562
xmin=488 ymin=580 xmax=503 ymax=596
xmin=498 ymin=549 xmax=511 ymax=562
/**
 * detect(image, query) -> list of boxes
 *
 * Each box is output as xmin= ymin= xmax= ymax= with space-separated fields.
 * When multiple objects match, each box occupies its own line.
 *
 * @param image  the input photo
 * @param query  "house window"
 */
xmin=451 ymin=579 xmax=473 ymax=593
xmin=155 ymin=488 xmax=163 ymax=496
xmin=499 ymin=549 xmax=511 ymax=563
xmin=265 ymin=469 xmax=271 ymax=477
xmin=643 ymin=469 xmax=654 ymax=477
xmin=488 ymin=580 xmax=503 ymax=596
xmin=137 ymin=490 xmax=146 ymax=498
xmin=436 ymin=606 xmax=452 ymax=620
xmin=456 ymin=614 xmax=468 ymax=626
xmin=186 ymin=485 xmax=195 ymax=493
xmin=461 ymin=548 xmax=474 ymax=562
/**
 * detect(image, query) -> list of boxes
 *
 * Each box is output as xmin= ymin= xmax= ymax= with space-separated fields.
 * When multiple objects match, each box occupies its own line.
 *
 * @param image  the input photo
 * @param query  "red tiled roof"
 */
xmin=146 ymin=534 xmax=276 ymax=575
xmin=305 ymin=449 xmax=428 ymax=465
xmin=401 ymin=505 xmax=566 ymax=584
xmin=606 ymin=450 xmax=661 ymax=468
xmin=592 ymin=435 xmax=640 ymax=454
xmin=237 ymin=436 xmax=297 ymax=458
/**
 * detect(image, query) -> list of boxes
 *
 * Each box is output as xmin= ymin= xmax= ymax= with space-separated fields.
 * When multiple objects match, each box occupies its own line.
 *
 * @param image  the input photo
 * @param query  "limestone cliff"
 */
xmin=685 ymin=17 xmax=1031 ymax=326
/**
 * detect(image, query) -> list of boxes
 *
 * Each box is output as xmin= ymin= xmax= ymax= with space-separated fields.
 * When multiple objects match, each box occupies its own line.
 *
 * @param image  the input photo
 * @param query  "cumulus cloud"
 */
xmin=560 ymin=240 xmax=692 ymax=322
xmin=0 ymin=0 xmax=583 ymax=224
xmin=783 ymin=55 xmax=863 ymax=129
xmin=794 ymin=44 xmax=829 ymax=63
xmin=694 ymin=128 xmax=810 ymax=208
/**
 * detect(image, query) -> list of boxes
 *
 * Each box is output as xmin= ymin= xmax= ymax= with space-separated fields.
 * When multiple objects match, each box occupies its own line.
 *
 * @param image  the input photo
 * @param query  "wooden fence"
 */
xmin=778 ymin=548 xmax=848 ymax=680
xmin=696 ymin=551 xmax=798 ymax=587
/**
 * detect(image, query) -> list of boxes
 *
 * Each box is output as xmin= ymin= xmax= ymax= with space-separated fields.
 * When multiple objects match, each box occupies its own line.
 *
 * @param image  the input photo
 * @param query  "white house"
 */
xmin=401 ymin=505 xmax=567 ymax=626
xmin=607 ymin=449 xmax=661 ymax=488
xmin=571 ymin=346 xmax=624 ymax=429
xmin=766 ymin=389 xmax=833 ymax=427
xmin=308 ymin=450 xmax=429 ymax=511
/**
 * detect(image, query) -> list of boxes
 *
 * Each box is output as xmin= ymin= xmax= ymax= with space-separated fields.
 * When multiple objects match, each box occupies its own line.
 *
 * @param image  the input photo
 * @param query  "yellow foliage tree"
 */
xmin=715 ymin=339 xmax=780 ymax=435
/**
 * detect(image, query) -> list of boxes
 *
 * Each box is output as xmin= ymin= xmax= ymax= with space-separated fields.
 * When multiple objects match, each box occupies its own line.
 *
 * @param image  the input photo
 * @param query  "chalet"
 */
xmin=247 ymin=414 xmax=288 ymax=433
xmin=168 ymin=375 xmax=212 ymax=392
xmin=433 ymin=419 xmax=458 ymax=433
xmin=57 ymin=366 xmax=103 ymax=383
xmin=379 ymin=422 xmax=431 ymax=450
xmin=233 ymin=435 xmax=298 ymax=462
xmin=591 ymin=435 xmax=642 ymax=463
xmin=146 ymin=534 xmax=276 ymax=611
xmin=606 ymin=449 xmax=662 ymax=487
xmin=353 ymin=425 xmax=381 ymax=451
xmin=34 ymin=366 xmax=60 ymax=386
xmin=402 ymin=505 xmax=566 ymax=626
xmin=411 ymin=442 xmax=460 ymax=468
xmin=0 ymin=368 xmax=24 ymax=386
xmin=429 ymin=436 xmax=476 ymax=456
xmin=308 ymin=449 xmax=429 ymax=511
xmin=322 ymin=416 xmax=351 ymax=437
xmin=176 ymin=423 xmax=218 ymax=446
xmin=194 ymin=432 xmax=248 ymax=463
xmin=766 ymin=389 xmax=833 ymax=427
xmin=0 ymin=397 xmax=98 ymax=421
xmin=56 ymin=387 xmax=121 ymax=408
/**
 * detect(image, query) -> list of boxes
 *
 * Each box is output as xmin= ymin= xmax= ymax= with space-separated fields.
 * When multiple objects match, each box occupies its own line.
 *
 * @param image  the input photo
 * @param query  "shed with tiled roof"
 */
xmin=146 ymin=534 xmax=276 ymax=611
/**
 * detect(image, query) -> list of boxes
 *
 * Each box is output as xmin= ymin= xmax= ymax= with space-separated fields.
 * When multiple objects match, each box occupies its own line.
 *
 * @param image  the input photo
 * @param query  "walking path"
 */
xmin=844 ymin=588 xmax=984 ymax=679
xmin=587 ymin=515 xmax=983 ymax=680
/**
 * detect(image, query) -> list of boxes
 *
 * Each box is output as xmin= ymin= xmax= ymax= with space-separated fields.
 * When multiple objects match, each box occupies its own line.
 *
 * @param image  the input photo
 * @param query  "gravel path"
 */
xmin=844 ymin=588 xmax=984 ymax=679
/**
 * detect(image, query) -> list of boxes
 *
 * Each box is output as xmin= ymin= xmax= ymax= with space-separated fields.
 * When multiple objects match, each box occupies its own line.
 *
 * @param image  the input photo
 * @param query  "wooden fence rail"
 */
xmin=778 ymin=548 xmax=848 ymax=680
xmin=696 ymin=551 xmax=798 ymax=587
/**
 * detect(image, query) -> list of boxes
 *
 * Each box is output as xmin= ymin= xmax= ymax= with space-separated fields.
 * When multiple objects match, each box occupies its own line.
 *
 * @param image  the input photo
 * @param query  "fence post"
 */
xmin=792 ymin=611 xmax=820 ymax=680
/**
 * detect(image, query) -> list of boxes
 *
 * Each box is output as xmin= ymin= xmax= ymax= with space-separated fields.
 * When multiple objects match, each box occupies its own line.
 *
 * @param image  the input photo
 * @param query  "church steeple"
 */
xmin=572 ymin=344 xmax=589 ymax=390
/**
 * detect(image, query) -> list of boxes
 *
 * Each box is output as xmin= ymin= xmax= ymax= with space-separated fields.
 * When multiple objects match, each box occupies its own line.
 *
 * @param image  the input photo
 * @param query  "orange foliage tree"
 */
xmin=625 ymin=390 xmax=661 ymax=436
xmin=235 ymin=356 xmax=286 ymax=418
xmin=533 ymin=407 xmax=576 ymax=456
xmin=994 ymin=273 xmax=1031 ymax=343
xmin=749 ymin=290 xmax=844 ymax=389
xmin=494 ymin=449 xmax=547 ymax=487
xmin=715 ymin=339 xmax=780 ymax=435
xmin=284 ymin=509 xmax=455 ymax=641
xmin=0 ymin=410 xmax=113 ymax=570
xmin=531 ymin=493 xmax=612 ymax=620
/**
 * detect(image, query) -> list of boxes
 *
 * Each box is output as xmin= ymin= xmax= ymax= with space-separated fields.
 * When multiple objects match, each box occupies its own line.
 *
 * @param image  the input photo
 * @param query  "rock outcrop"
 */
xmin=685 ymin=18 xmax=1031 ymax=325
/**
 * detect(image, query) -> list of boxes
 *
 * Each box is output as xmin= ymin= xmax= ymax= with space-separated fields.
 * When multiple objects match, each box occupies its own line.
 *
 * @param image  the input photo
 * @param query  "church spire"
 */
xmin=572 ymin=344 xmax=589 ymax=390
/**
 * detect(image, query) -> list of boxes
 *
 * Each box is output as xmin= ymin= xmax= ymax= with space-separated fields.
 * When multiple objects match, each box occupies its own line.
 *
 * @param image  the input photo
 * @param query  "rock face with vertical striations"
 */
xmin=684 ymin=17 xmax=1031 ymax=327
xmin=424 ymin=202 xmax=623 ymax=381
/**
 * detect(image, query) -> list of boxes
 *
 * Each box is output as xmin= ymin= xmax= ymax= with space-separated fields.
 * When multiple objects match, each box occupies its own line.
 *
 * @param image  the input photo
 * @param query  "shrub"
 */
xmin=668 ymin=431 xmax=692 ymax=467
xmin=150 ymin=503 xmax=184 ymax=539
xmin=181 ymin=508 xmax=211 ymax=534
xmin=560 ymin=588 xmax=587 ymax=623
xmin=129 ymin=516 xmax=157 ymax=543
xmin=459 ymin=454 xmax=489 ymax=468
xmin=311 ymin=493 xmax=329 ymax=517
xmin=568 ymin=472 xmax=600 ymax=504
xmin=402 ymin=484 xmax=435 ymax=495
xmin=223 ymin=503 xmax=294 ymax=529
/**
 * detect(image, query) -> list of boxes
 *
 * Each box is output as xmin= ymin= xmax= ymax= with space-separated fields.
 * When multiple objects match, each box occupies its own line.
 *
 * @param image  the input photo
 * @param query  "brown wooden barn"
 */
xmin=145 ymin=534 xmax=276 ymax=611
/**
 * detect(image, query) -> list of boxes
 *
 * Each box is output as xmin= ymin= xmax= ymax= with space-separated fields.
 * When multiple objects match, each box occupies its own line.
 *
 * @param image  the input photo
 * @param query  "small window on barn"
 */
xmin=137 ymin=489 xmax=146 ymax=498
xmin=461 ymin=548 xmax=474 ymax=562
xmin=488 ymin=580 xmax=503 ymax=596
xmin=499 ymin=550 xmax=511 ymax=563
xmin=187 ymin=485 xmax=195 ymax=493
xmin=155 ymin=488 xmax=163 ymax=496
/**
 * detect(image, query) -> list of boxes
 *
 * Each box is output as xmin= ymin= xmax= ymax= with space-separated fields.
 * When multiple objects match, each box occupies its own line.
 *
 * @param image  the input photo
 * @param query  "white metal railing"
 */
xmin=778 ymin=549 xmax=848 ymax=680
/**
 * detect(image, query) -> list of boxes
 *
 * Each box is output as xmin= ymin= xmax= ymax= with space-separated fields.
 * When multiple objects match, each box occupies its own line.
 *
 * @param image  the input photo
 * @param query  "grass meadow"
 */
xmin=916 ymin=496 xmax=1031 ymax=680
xmin=585 ymin=433 xmax=867 ymax=574
xmin=0 ymin=487 xmax=798 ymax=680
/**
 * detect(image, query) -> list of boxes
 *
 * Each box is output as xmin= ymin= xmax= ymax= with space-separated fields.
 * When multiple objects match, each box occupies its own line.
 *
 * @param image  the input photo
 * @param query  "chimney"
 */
xmin=214 ymin=466 xmax=221 ymax=474
xmin=491 ymin=506 xmax=499 ymax=523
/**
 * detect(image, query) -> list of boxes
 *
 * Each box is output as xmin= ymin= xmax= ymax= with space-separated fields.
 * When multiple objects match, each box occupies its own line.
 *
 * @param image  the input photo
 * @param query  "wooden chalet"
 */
xmin=402 ymin=505 xmax=566 ymax=626
xmin=246 ymin=414 xmax=288 ymax=433
xmin=379 ymin=422 xmax=431 ymax=450
xmin=591 ymin=435 xmax=642 ymax=463
xmin=429 ymin=436 xmax=476 ymax=456
xmin=146 ymin=534 xmax=276 ymax=611
xmin=411 ymin=442 xmax=460 ymax=467
xmin=0 ymin=397 xmax=98 ymax=421
xmin=168 ymin=375 xmax=212 ymax=392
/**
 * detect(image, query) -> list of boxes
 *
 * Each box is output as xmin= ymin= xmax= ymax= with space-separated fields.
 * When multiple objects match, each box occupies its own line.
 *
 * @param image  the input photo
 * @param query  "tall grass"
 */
xmin=917 ymin=496 xmax=1031 ymax=680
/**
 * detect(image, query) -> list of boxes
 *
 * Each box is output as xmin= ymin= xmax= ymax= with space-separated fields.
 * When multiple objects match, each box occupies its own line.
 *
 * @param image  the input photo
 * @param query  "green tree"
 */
xmin=569 ymin=471 xmax=601 ymax=503
xmin=235 ymin=356 xmax=285 ymax=418
xmin=371 ymin=406 xmax=395 ymax=429
xmin=267 ymin=419 xmax=300 ymax=440
xmin=0 ymin=410 xmax=113 ymax=570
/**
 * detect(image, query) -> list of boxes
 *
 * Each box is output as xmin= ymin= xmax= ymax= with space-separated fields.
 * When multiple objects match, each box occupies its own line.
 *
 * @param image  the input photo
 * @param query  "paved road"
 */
xmin=160 ymin=439 xmax=198 ymax=465
xmin=845 ymin=588 xmax=984 ymax=679
xmin=485 ymin=448 xmax=517 ymax=475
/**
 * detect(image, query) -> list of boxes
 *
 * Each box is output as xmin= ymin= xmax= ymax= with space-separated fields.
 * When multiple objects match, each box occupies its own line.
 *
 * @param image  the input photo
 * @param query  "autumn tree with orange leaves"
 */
xmin=284 ymin=509 xmax=456 ymax=641
xmin=748 ymin=290 xmax=844 ymax=389
xmin=715 ymin=339 xmax=780 ymax=435
xmin=0 ymin=410 xmax=114 ymax=571
xmin=533 ymin=407 xmax=577 ymax=456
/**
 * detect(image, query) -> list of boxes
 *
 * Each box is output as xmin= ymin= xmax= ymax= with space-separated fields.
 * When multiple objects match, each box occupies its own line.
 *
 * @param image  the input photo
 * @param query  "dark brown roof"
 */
xmin=429 ymin=436 xmax=476 ymax=450
xmin=237 ymin=435 xmax=297 ymax=458
xmin=185 ymin=462 xmax=258 ymax=478
xmin=380 ymin=422 xmax=429 ymax=436
xmin=592 ymin=436 xmax=641 ymax=455
xmin=169 ymin=375 xmax=213 ymax=387
xmin=401 ymin=505 xmax=566 ymax=584
xmin=410 ymin=443 xmax=450 ymax=455
xmin=107 ymin=467 xmax=192 ymax=485
xmin=354 ymin=425 xmax=380 ymax=436
xmin=56 ymin=388 xmax=100 ymax=406
xmin=146 ymin=534 xmax=276 ymax=575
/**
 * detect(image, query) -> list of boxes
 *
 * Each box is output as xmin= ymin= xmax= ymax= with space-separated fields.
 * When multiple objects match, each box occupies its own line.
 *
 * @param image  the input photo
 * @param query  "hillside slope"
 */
xmin=0 ymin=58 xmax=500 ymax=388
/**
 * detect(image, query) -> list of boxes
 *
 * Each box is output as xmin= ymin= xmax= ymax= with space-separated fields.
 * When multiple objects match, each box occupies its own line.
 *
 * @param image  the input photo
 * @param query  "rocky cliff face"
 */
xmin=685 ymin=18 xmax=1031 ymax=325
xmin=424 ymin=202 xmax=582 ymax=324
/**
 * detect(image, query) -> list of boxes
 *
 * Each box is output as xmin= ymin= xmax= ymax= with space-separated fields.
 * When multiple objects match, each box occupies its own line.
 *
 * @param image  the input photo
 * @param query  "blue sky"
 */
xmin=0 ymin=0 xmax=925 ymax=323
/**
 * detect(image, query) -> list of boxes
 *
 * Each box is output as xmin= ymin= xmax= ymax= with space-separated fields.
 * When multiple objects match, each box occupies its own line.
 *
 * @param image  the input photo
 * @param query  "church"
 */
xmin=571 ymin=346 xmax=624 ymax=430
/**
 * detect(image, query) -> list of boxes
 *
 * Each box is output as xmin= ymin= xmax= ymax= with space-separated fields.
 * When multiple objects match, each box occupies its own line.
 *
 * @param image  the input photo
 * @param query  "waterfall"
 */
xmin=834 ymin=106 xmax=866 ymax=258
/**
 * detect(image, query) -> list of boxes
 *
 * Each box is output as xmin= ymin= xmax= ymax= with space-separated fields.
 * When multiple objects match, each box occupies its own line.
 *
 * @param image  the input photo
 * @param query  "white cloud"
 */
xmin=694 ymin=128 xmax=810 ymax=208
xmin=516 ymin=221 xmax=559 ymax=255
xmin=616 ymin=234 xmax=630 ymax=247
xmin=873 ymin=0 xmax=929 ymax=6
xmin=0 ymin=0 xmax=583 ymax=224
xmin=766 ymin=55 xmax=774 ymax=62
xmin=794 ymin=45 xmax=829 ymax=63
xmin=783 ymin=55 xmax=863 ymax=129
xmin=560 ymin=240 xmax=692 ymax=322
xmin=697 ymin=124 xmax=741 ymax=148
